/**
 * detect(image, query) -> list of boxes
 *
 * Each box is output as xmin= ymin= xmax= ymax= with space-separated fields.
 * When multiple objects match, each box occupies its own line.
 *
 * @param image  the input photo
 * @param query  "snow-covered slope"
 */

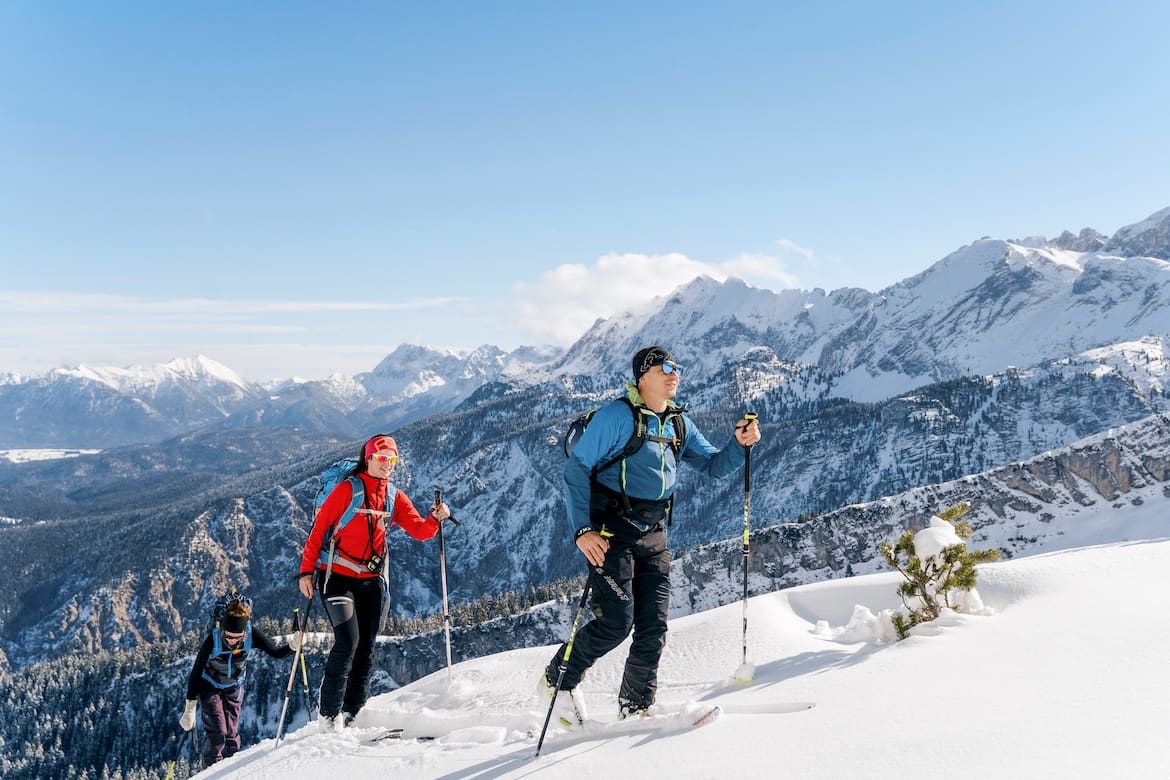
xmin=196 ymin=530 xmax=1170 ymax=779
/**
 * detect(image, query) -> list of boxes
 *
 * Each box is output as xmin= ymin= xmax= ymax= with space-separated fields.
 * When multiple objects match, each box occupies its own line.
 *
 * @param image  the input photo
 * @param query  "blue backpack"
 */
xmin=315 ymin=457 xmax=360 ymax=517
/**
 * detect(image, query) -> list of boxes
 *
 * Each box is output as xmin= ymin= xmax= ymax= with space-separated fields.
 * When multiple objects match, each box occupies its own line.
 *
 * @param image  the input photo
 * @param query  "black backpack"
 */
xmin=563 ymin=397 xmax=686 ymax=475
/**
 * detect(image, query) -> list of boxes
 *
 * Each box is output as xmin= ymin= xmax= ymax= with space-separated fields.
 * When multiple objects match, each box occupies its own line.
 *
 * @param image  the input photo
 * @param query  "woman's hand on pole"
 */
xmin=297 ymin=572 xmax=315 ymax=599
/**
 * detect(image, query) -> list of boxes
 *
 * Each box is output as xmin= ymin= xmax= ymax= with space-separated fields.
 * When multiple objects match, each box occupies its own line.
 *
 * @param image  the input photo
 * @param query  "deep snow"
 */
xmin=194 ymin=506 xmax=1170 ymax=779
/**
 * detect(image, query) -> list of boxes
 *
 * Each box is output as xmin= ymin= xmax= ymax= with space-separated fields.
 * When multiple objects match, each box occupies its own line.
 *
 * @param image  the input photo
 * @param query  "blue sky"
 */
xmin=1 ymin=2 xmax=1168 ymax=381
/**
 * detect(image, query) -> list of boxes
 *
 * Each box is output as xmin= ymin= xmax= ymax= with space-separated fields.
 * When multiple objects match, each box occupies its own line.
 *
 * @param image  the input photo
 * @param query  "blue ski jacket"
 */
xmin=563 ymin=384 xmax=746 ymax=537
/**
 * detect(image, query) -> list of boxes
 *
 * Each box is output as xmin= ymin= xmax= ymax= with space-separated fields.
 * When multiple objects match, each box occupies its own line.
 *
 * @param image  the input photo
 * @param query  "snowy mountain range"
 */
xmin=4 ymin=207 xmax=1170 ymax=449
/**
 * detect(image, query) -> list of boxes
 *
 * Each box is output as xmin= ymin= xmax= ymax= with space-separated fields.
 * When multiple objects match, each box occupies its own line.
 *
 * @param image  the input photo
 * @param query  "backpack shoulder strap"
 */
xmin=318 ymin=475 xmax=370 ymax=590
xmin=664 ymin=410 xmax=686 ymax=460
xmin=332 ymin=475 xmax=366 ymax=534
xmin=592 ymin=397 xmax=645 ymax=476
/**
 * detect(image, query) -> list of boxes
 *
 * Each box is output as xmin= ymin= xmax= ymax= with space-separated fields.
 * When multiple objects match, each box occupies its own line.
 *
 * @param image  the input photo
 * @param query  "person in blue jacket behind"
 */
xmin=541 ymin=345 xmax=761 ymax=723
xmin=179 ymin=597 xmax=301 ymax=767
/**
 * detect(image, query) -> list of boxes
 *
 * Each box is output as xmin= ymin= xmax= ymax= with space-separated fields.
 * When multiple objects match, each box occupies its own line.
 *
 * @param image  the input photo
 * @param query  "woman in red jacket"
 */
xmin=298 ymin=434 xmax=450 ymax=730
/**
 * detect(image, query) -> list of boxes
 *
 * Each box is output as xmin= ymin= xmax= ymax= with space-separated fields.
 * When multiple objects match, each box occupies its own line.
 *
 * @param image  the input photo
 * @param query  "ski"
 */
xmin=362 ymin=728 xmax=440 ymax=744
xmin=718 ymin=700 xmax=815 ymax=716
xmin=540 ymin=697 xmax=814 ymax=744
xmin=367 ymin=728 xmax=405 ymax=742
xmin=573 ymin=702 xmax=722 ymax=736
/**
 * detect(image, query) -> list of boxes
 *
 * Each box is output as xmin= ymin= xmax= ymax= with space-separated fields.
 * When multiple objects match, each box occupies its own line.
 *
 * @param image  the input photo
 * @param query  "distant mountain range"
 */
xmin=3 ymin=207 xmax=1169 ymax=450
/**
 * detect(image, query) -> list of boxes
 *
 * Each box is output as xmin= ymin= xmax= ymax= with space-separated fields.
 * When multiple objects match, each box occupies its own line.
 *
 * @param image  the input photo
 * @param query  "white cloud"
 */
xmin=720 ymin=252 xmax=802 ymax=286
xmin=775 ymin=238 xmax=817 ymax=260
xmin=771 ymin=238 xmax=847 ymax=291
xmin=511 ymin=250 xmax=803 ymax=345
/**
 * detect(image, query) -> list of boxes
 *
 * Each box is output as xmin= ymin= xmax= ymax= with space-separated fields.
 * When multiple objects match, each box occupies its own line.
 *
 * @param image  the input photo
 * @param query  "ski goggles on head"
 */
xmin=369 ymin=453 xmax=397 ymax=465
xmin=660 ymin=361 xmax=682 ymax=376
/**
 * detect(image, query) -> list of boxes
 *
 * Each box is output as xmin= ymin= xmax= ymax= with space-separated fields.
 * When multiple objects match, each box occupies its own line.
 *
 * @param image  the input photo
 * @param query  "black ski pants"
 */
xmin=546 ymin=527 xmax=672 ymax=710
xmin=318 ymin=572 xmax=385 ymax=718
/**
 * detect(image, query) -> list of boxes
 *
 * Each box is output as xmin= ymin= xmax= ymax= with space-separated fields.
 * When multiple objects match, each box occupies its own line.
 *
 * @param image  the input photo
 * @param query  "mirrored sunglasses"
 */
xmin=370 ymin=453 xmax=397 ymax=465
xmin=223 ymin=631 xmax=244 ymax=642
xmin=661 ymin=361 xmax=682 ymax=376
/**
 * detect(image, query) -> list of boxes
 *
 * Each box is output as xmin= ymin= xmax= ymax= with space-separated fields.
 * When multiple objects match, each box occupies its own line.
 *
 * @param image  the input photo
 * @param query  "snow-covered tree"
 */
xmin=879 ymin=503 xmax=1001 ymax=639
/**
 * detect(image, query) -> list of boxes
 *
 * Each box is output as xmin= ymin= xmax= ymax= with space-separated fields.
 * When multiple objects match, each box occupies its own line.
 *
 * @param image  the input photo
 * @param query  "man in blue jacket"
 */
xmin=542 ymin=345 xmax=761 ymax=723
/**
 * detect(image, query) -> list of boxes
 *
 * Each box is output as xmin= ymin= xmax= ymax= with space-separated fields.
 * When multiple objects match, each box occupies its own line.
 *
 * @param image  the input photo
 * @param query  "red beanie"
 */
xmin=364 ymin=435 xmax=398 ymax=460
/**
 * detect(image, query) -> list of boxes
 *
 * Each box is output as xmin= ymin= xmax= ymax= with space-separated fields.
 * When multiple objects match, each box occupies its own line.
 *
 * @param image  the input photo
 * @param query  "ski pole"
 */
xmin=735 ymin=412 xmax=757 ymax=683
xmin=274 ymin=596 xmax=312 ymax=745
xmin=435 ymin=489 xmax=457 ymax=686
xmin=163 ymin=728 xmax=190 ymax=780
xmin=297 ymin=595 xmax=316 ymax=721
xmin=535 ymin=570 xmax=595 ymax=757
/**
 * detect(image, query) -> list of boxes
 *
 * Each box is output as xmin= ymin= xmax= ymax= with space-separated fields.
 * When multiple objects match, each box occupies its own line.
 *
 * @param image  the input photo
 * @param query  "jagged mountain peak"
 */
xmin=554 ymin=274 xmax=872 ymax=378
xmin=369 ymin=343 xmax=465 ymax=375
xmin=892 ymin=237 xmax=1085 ymax=301
xmin=160 ymin=355 xmax=252 ymax=387
xmin=1102 ymin=206 xmax=1170 ymax=260
xmin=888 ymin=238 xmax=1013 ymax=297
xmin=1052 ymin=227 xmax=1108 ymax=252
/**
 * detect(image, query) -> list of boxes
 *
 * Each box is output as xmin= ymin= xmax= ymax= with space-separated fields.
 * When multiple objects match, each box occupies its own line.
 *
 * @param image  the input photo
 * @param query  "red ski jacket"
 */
xmin=300 ymin=471 xmax=439 ymax=579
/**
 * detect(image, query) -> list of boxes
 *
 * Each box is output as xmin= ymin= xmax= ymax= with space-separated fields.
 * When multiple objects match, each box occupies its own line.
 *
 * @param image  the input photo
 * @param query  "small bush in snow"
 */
xmin=879 ymin=503 xmax=1001 ymax=640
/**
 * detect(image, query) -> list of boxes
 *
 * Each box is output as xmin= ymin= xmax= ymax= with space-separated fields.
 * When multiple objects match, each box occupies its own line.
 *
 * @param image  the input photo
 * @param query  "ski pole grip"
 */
xmin=434 ymin=487 xmax=462 ymax=526
xmin=740 ymin=412 xmax=757 ymax=450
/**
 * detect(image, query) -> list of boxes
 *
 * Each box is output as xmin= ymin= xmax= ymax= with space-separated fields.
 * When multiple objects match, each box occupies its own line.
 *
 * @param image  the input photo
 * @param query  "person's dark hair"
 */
xmin=222 ymin=598 xmax=250 ymax=633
